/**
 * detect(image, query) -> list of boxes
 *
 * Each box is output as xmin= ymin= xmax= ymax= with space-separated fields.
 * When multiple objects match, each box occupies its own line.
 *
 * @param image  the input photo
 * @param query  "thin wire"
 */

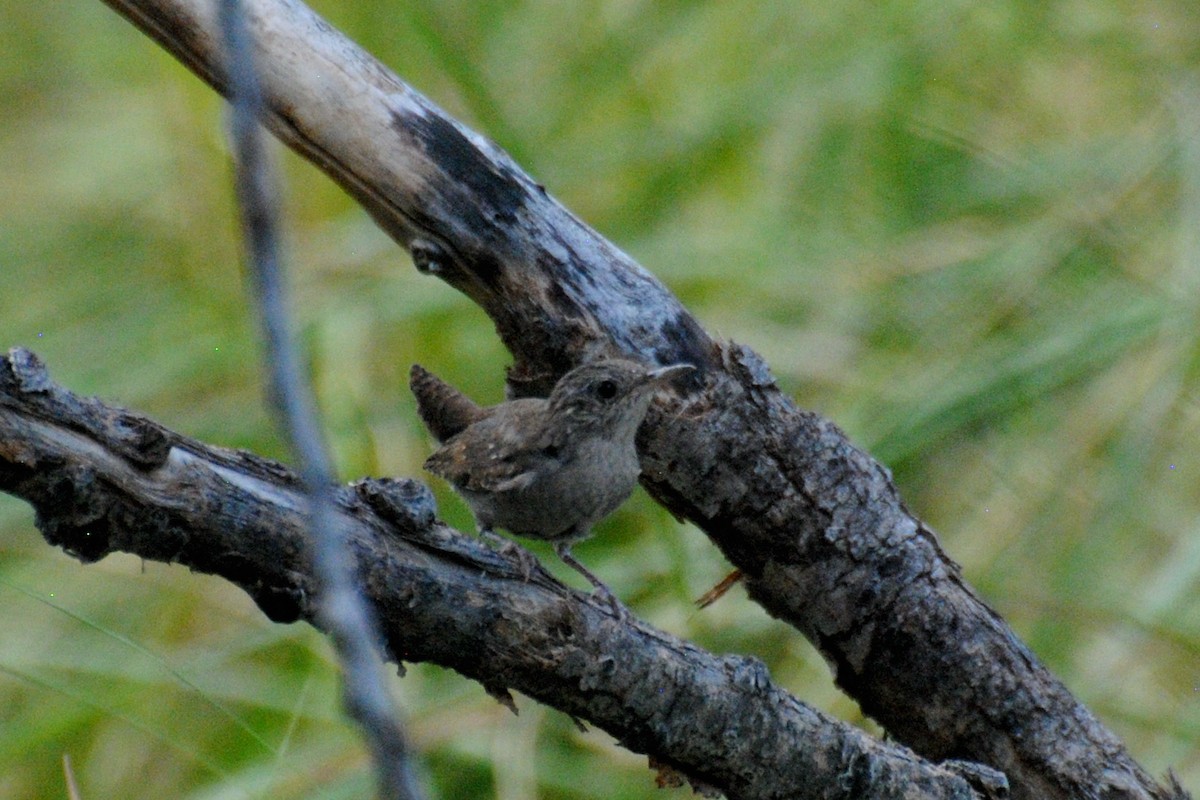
xmin=216 ymin=3 xmax=423 ymax=798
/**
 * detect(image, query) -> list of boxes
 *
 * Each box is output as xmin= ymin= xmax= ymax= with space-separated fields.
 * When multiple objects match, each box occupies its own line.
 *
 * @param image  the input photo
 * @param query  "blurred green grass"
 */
xmin=1 ymin=1 xmax=1198 ymax=797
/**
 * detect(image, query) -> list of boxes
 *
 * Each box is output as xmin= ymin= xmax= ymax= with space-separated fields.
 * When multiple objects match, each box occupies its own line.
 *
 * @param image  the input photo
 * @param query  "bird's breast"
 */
xmin=460 ymin=435 xmax=641 ymax=540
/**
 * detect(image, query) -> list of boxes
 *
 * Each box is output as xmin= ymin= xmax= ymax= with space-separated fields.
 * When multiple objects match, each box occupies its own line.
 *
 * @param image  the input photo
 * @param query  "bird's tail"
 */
xmin=409 ymin=364 xmax=488 ymax=442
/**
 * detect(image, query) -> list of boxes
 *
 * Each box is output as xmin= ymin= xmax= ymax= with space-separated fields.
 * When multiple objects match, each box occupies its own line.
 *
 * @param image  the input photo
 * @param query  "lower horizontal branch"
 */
xmin=0 ymin=347 xmax=996 ymax=800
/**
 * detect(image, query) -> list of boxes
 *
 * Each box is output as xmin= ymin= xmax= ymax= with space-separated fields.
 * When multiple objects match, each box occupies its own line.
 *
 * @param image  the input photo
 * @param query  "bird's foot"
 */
xmin=554 ymin=542 xmax=631 ymax=622
xmin=590 ymin=583 xmax=632 ymax=623
xmin=479 ymin=528 xmax=540 ymax=580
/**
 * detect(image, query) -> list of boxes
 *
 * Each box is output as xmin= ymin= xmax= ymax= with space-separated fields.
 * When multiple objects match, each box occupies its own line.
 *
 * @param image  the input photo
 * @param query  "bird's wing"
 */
xmin=423 ymin=400 xmax=562 ymax=493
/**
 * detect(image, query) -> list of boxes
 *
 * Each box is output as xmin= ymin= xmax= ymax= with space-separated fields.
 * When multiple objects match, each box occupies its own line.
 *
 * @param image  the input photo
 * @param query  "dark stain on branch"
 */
xmin=398 ymin=110 xmax=529 ymax=229
xmin=655 ymin=312 xmax=717 ymax=377
xmin=543 ymin=280 xmax=588 ymax=324
xmin=36 ymin=465 xmax=113 ymax=563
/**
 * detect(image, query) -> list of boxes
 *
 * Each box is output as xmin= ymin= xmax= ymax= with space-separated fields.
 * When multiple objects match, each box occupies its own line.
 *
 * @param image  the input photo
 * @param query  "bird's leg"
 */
xmin=553 ymin=542 xmax=629 ymax=621
xmin=479 ymin=526 xmax=540 ymax=580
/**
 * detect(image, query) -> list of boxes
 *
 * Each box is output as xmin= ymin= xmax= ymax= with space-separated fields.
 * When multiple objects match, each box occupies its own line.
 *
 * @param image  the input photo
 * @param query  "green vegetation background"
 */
xmin=2 ymin=1 xmax=1197 ymax=797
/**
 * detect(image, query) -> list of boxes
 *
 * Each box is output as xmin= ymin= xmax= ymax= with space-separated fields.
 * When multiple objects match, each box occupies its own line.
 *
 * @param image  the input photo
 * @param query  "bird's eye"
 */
xmin=595 ymin=379 xmax=618 ymax=400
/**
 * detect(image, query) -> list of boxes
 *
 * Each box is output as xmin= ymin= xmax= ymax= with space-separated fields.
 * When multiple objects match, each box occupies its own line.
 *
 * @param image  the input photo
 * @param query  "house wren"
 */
xmin=410 ymin=358 xmax=692 ymax=617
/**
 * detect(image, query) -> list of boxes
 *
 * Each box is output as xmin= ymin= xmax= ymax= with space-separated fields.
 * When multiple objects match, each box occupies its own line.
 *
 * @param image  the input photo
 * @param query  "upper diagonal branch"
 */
xmin=71 ymin=2 xmax=1192 ymax=798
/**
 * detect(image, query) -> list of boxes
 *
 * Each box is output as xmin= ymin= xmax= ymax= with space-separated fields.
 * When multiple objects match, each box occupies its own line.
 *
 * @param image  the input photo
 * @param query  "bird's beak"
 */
xmin=646 ymin=363 xmax=695 ymax=385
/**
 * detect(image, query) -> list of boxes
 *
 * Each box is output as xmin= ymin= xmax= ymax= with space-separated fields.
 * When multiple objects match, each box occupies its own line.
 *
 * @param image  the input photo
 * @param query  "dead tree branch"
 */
xmin=20 ymin=0 xmax=1188 ymax=797
xmin=0 ymin=347 xmax=996 ymax=800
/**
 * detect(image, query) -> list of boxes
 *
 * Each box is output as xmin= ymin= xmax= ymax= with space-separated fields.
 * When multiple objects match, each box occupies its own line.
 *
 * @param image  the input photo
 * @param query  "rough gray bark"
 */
xmin=36 ymin=1 xmax=1192 ymax=798
xmin=0 ymin=347 xmax=996 ymax=800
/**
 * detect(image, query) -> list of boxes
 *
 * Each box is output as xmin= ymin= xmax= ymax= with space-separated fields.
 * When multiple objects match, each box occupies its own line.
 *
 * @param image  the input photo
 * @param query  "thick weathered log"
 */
xmin=0 ymin=347 xmax=995 ymax=800
xmin=54 ymin=1 xmax=1193 ymax=798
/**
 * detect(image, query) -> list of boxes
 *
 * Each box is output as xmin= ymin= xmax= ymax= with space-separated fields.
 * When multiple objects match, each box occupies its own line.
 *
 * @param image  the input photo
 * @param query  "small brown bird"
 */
xmin=410 ymin=358 xmax=692 ymax=617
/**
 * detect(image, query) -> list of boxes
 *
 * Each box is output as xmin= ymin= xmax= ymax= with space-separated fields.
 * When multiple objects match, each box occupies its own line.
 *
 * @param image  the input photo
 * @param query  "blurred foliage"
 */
xmin=1 ymin=0 xmax=1198 ymax=797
